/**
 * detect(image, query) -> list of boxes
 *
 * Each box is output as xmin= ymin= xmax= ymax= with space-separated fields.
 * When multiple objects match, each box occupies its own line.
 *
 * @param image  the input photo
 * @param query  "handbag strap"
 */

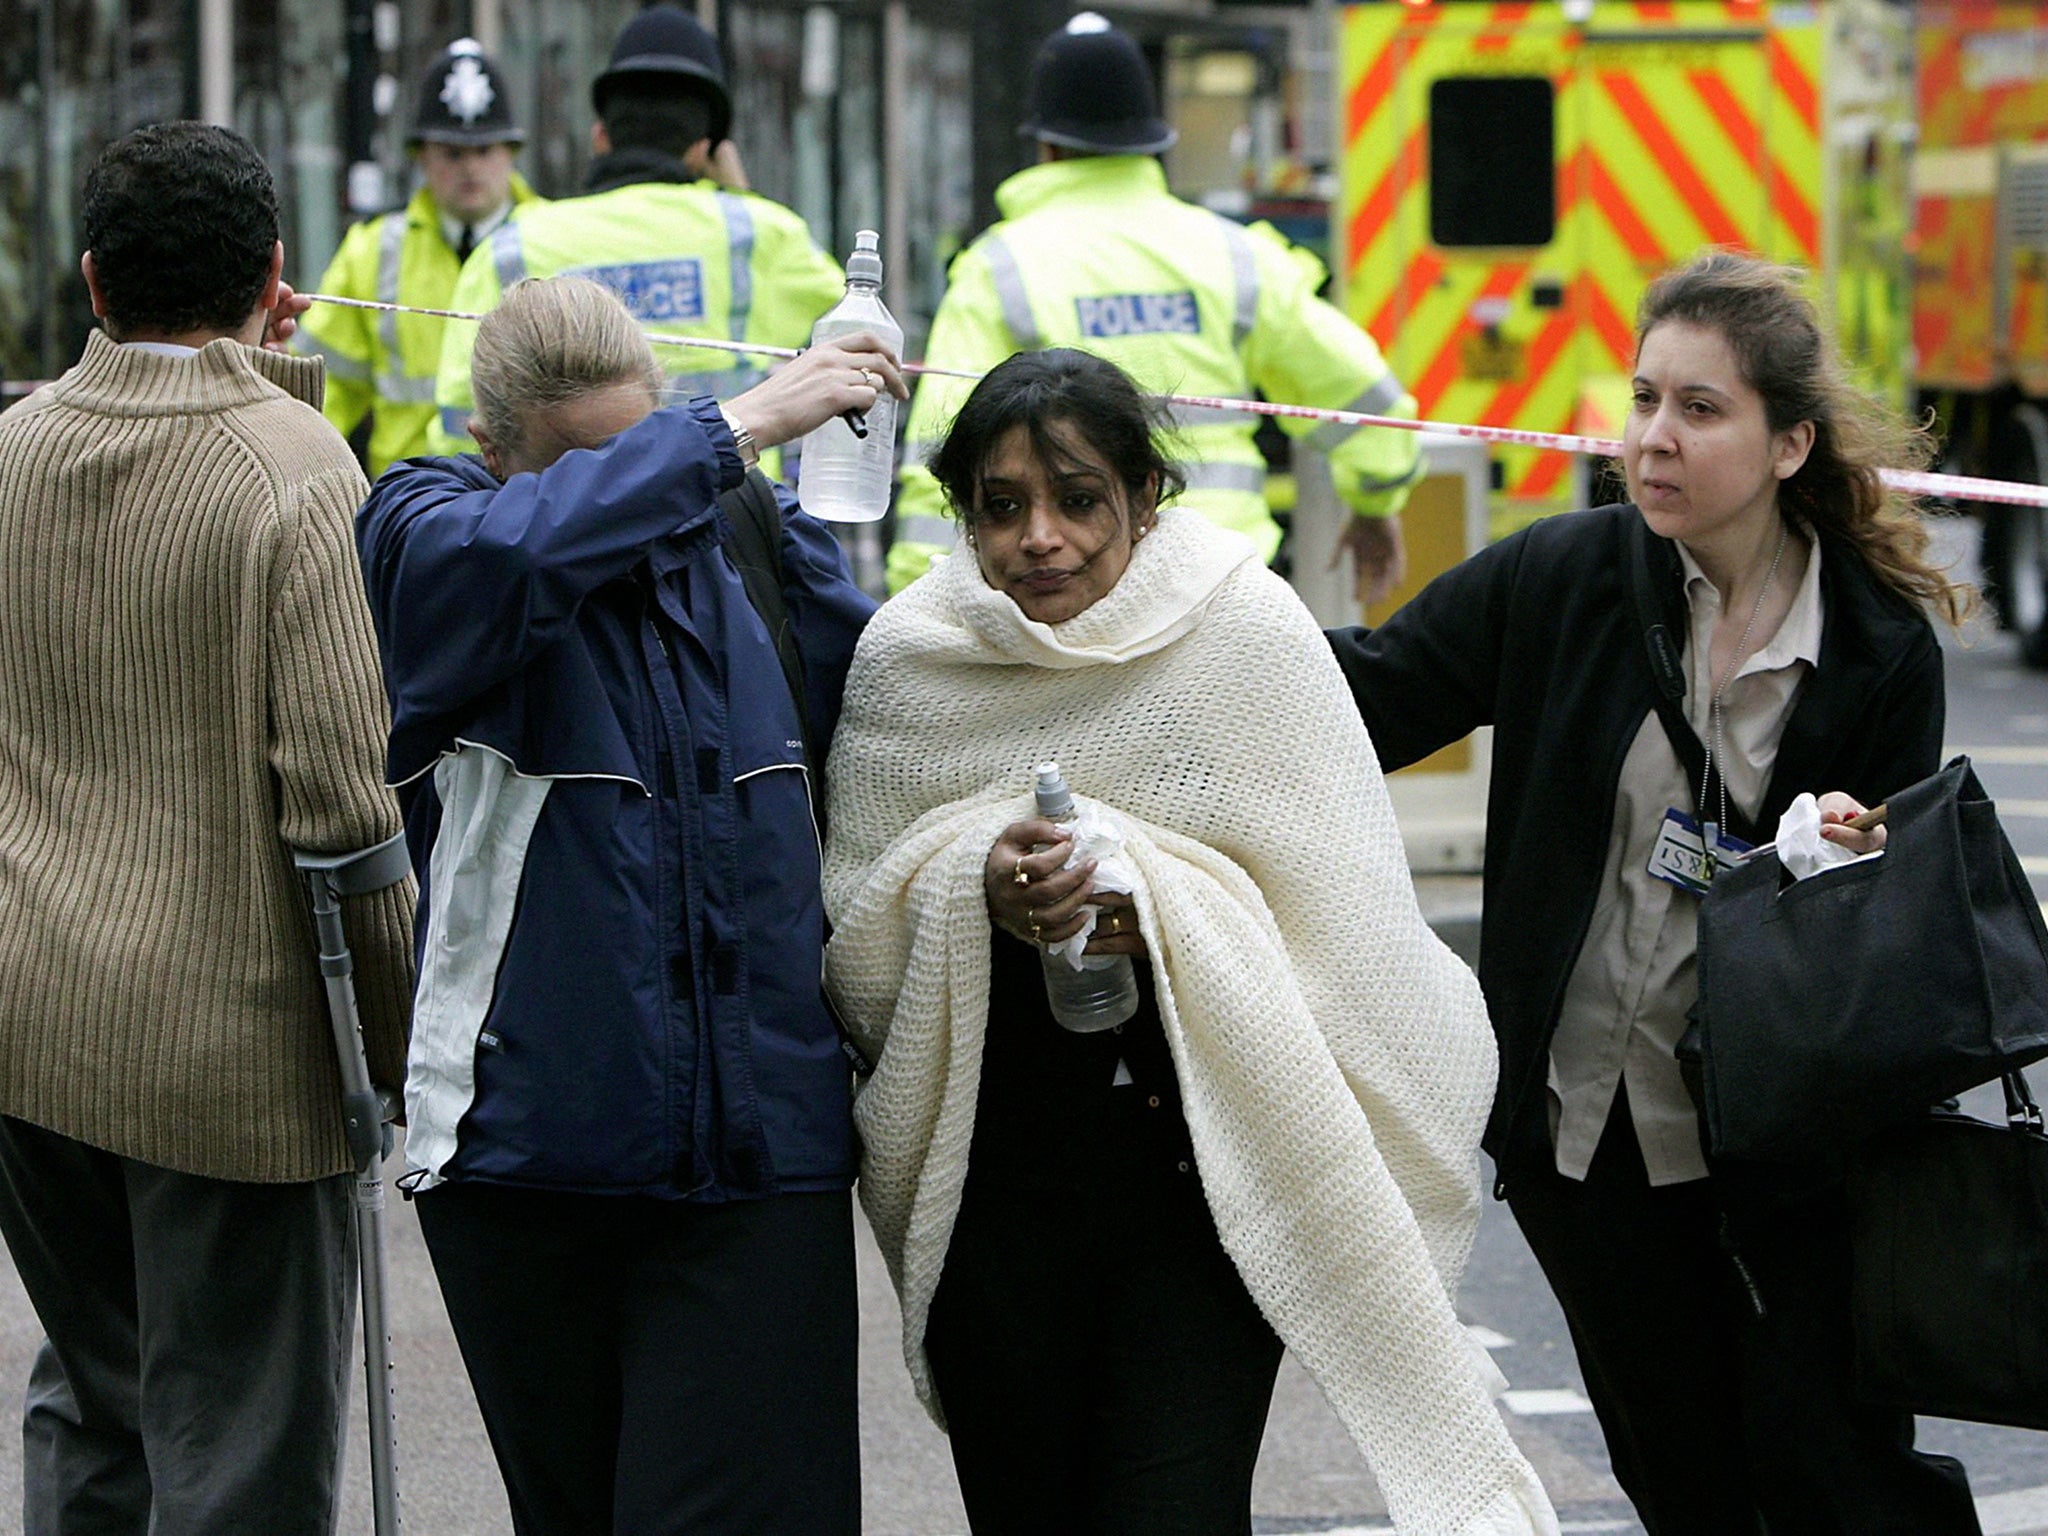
xmin=1624 ymin=517 xmax=1759 ymax=846
xmin=2004 ymin=1070 xmax=2043 ymax=1131
xmin=717 ymin=470 xmax=816 ymax=779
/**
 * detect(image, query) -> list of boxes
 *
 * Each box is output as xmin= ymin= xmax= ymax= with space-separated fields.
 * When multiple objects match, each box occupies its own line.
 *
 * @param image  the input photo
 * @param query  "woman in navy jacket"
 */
xmin=354 ymin=275 xmax=904 ymax=1535
xmin=1328 ymin=253 xmax=1979 ymax=1536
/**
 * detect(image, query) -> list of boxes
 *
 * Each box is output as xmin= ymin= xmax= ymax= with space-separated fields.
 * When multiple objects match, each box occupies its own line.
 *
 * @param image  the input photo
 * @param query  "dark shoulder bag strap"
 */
xmin=717 ymin=469 xmax=815 ymax=774
xmin=1624 ymin=514 xmax=1755 ymax=845
xmin=715 ymin=472 xmax=872 ymax=1076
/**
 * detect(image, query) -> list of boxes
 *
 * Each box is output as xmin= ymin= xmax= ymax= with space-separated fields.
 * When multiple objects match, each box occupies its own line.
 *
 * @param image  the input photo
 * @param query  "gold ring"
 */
xmin=860 ymin=367 xmax=880 ymax=391
xmin=1108 ymin=912 xmax=1121 ymax=934
xmin=1012 ymin=857 xmax=1030 ymax=885
xmin=1029 ymin=920 xmax=1043 ymax=944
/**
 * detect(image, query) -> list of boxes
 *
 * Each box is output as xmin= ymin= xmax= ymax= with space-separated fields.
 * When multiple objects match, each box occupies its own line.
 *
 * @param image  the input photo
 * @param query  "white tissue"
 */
xmin=1774 ymin=791 xmax=1884 ymax=882
xmin=1048 ymin=806 xmax=1137 ymax=969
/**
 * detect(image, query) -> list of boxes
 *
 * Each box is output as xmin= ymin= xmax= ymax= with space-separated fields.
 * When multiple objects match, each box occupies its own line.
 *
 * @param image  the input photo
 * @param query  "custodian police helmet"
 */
xmin=591 ymin=4 xmax=734 ymax=147
xmin=1020 ymin=13 xmax=1177 ymax=156
xmin=409 ymin=39 xmax=526 ymax=146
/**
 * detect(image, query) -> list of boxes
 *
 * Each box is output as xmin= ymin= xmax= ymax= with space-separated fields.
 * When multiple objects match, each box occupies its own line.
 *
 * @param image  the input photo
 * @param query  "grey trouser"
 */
xmin=0 ymin=1114 xmax=354 ymax=1536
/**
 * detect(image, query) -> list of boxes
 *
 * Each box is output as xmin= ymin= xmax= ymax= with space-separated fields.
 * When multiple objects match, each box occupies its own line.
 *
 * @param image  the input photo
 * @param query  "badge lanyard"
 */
xmin=1648 ymin=520 xmax=1786 ymax=896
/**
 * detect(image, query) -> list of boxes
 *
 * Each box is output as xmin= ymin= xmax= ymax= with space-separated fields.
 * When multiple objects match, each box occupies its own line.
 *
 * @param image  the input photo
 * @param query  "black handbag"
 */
xmin=1850 ymin=1071 xmax=2048 ymax=1431
xmin=1692 ymin=755 xmax=2048 ymax=1166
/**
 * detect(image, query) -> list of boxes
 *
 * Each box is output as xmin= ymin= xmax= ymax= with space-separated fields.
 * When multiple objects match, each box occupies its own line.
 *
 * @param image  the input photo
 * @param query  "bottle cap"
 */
xmin=1033 ymin=762 xmax=1075 ymax=819
xmin=847 ymin=229 xmax=883 ymax=287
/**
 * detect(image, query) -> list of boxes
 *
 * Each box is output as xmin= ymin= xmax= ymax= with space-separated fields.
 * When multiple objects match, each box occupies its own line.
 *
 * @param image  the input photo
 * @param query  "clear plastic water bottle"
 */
xmin=798 ymin=230 xmax=902 ymax=523
xmin=1034 ymin=762 xmax=1140 ymax=1034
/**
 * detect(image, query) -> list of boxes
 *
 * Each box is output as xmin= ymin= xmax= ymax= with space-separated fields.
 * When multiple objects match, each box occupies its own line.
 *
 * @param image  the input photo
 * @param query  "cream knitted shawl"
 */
xmin=824 ymin=510 xmax=1556 ymax=1536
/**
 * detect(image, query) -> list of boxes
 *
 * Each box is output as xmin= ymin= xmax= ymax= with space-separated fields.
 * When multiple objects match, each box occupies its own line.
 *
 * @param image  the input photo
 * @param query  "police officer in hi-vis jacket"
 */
xmin=429 ymin=5 xmax=844 ymax=456
xmin=889 ymin=13 xmax=1423 ymax=600
xmin=297 ymin=39 xmax=541 ymax=477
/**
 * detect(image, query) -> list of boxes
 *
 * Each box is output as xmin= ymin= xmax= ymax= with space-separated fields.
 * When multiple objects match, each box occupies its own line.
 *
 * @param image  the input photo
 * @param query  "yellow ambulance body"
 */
xmin=1335 ymin=0 xmax=1911 ymax=532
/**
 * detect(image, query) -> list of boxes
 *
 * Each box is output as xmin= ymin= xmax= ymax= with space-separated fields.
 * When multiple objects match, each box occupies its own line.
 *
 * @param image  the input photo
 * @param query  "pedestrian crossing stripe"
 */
xmin=1945 ymin=745 xmax=2048 ymax=765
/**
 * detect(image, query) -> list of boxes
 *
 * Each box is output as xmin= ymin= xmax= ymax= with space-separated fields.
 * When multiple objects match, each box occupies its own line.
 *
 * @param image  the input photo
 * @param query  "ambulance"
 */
xmin=1335 ymin=0 xmax=2048 ymax=665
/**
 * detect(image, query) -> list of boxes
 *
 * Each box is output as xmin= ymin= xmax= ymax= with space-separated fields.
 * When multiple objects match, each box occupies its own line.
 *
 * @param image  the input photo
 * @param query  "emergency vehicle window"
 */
xmin=1428 ymin=77 xmax=1555 ymax=249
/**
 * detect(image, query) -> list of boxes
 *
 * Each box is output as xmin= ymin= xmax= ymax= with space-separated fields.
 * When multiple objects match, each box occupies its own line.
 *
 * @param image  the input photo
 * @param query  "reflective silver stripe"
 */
xmin=1218 ymin=219 xmax=1259 ymax=346
xmin=979 ymin=236 xmax=1039 ymax=349
xmin=375 ymin=212 xmax=407 ymax=359
xmin=1181 ymin=461 xmax=1267 ymax=495
xmin=299 ymin=335 xmax=372 ymax=382
xmin=1306 ymin=374 xmax=1410 ymax=453
xmin=375 ymin=373 xmax=441 ymax=404
xmin=440 ymin=405 xmax=471 ymax=439
xmin=490 ymin=220 xmax=527 ymax=292
xmin=1165 ymin=402 xmax=1253 ymax=430
xmin=716 ymin=193 xmax=755 ymax=340
xmin=895 ymin=514 xmax=959 ymax=548
xmin=1353 ymin=460 xmax=1427 ymax=494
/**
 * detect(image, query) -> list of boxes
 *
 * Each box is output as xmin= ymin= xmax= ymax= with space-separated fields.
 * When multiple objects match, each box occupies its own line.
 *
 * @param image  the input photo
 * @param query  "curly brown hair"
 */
xmin=1636 ymin=250 xmax=1972 ymax=626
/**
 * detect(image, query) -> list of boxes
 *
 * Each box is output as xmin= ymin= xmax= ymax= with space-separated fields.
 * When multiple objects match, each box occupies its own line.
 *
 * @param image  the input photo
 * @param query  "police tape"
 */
xmin=32 ymin=289 xmax=2048 ymax=512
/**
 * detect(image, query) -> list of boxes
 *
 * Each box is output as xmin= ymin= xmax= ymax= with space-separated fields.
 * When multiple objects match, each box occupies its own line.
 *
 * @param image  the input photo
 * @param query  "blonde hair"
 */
xmin=1637 ymin=250 xmax=1973 ymax=626
xmin=470 ymin=275 xmax=664 ymax=460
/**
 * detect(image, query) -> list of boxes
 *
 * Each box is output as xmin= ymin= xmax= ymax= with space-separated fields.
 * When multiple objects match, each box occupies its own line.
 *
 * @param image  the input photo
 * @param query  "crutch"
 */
xmin=292 ymin=832 xmax=412 ymax=1536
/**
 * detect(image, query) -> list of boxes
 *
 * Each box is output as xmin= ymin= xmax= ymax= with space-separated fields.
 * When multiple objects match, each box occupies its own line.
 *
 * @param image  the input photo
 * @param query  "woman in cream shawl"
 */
xmin=823 ymin=350 xmax=1554 ymax=1536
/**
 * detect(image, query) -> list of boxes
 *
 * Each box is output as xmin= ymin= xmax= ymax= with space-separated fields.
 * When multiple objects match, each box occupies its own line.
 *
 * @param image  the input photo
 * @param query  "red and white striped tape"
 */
xmin=17 ymin=291 xmax=2048 ymax=511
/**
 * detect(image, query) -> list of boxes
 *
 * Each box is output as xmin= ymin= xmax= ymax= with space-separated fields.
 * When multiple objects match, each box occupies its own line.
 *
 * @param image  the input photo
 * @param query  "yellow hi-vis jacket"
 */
xmin=296 ymin=176 xmax=542 ymax=478
xmin=890 ymin=155 xmax=1422 ymax=591
xmin=430 ymin=178 xmax=844 ymax=455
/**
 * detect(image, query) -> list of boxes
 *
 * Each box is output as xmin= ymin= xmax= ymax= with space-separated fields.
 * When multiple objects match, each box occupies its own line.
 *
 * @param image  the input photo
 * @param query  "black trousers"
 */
xmin=413 ymin=1181 xmax=859 ymax=1536
xmin=1505 ymin=1091 xmax=1981 ymax=1536
xmin=0 ymin=1114 xmax=354 ymax=1536
xmin=924 ymin=1169 xmax=1284 ymax=1536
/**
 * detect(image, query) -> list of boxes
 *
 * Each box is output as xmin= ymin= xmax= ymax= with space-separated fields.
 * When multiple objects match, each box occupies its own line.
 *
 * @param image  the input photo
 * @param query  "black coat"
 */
xmin=1327 ymin=504 xmax=1944 ymax=1194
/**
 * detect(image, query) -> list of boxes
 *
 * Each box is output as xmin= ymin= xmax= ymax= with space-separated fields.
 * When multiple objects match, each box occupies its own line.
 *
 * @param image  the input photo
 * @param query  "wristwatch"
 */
xmin=719 ymin=408 xmax=760 ymax=472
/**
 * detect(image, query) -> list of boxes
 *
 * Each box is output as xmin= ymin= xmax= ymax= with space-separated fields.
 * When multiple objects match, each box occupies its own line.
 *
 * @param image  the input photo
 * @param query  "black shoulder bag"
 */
xmin=1850 ymin=1067 xmax=2048 ymax=1430
xmin=1628 ymin=523 xmax=2048 ymax=1166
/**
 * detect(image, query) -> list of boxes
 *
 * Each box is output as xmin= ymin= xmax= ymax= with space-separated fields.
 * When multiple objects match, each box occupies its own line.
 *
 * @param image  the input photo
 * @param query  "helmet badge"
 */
xmin=440 ymin=56 xmax=495 ymax=125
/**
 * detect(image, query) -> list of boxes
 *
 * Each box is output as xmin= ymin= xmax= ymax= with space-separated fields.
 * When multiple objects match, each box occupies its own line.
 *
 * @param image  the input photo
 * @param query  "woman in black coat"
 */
xmin=1328 ymin=251 xmax=1980 ymax=1536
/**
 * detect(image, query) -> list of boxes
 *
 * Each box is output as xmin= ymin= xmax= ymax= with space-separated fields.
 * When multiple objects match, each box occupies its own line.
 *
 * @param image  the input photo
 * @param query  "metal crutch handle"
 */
xmin=290 ymin=830 xmax=410 ymax=1536
xmin=294 ymin=832 xmax=410 ymax=1172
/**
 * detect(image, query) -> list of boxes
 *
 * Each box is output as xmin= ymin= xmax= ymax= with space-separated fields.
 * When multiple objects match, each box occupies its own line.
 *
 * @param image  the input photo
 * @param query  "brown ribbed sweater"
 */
xmin=0 ymin=330 xmax=414 ymax=1182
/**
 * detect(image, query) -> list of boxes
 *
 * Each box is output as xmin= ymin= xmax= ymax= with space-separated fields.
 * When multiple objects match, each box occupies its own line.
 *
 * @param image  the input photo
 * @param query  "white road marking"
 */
xmin=1466 ymin=1324 xmax=1514 ymax=1350
xmin=2020 ymin=856 xmax=2048 ymax=877
xmin=1996 ymin=799 xmax=2048 ymax=816
xmin=1298 ymin=1524 xmax=1635 ymax=1535
xmin=1978 ymin=1482 xmax=2048 ymax=1535
xmin=1501 ymin=1387 xmax=1596 ymax=1416
xmin=1948 ymin=745 xmax=2048 ymax=765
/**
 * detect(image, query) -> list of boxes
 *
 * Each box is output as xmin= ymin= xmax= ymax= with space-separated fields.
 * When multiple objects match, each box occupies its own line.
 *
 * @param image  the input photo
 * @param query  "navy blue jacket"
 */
xmin=356 ymin=399 xmax=874 ymax=1199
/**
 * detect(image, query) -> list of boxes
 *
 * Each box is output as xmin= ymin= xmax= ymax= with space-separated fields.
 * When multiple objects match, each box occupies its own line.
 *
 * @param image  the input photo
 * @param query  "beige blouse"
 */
xmin=1546 ymin=532 xmax=1824 ymax=1185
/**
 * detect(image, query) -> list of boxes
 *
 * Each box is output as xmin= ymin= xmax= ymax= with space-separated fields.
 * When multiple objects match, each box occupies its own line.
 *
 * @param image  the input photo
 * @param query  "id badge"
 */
xmin=1648 ymin=809 xmax=1756 ymax=895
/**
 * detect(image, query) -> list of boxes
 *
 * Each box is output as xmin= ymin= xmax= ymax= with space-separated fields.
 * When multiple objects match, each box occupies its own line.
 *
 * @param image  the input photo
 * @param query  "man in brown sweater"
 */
xmin=0 ymin=123 xmax=413 ymax=1531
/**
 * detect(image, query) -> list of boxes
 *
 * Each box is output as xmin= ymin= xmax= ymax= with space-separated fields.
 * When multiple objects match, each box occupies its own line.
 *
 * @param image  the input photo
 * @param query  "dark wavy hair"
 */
xmin=1637 ymin=250 xmax=1971 ymax=625
xmin=83 ymin=122 xmax=279 ymax=337
xmin=927 ymin=348 xmax=1185 ymax=526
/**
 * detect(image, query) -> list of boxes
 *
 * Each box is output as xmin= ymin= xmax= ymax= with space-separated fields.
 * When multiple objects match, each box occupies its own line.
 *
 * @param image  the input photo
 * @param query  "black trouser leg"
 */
xmin=926 ymin=1173 xmax=1282 ymax=1536
xmin=1505 ymin=1097 xmax=1762 ymax=1536
xmin=0 ymin=1115 xmax=353 ymax=1536
xmin=1507 ymin=1092 xmax=1983 ymax=1536
xmin=413 ymin=1182 xmax=622 ymax=1533
xmin=415 ymin=1182 xmax=859 ymax=1536
xmin=1087 ymin=1182 xmax=1283 ymax=1535
xmin=611 ymin=1189 xmax=858 ymax=1536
